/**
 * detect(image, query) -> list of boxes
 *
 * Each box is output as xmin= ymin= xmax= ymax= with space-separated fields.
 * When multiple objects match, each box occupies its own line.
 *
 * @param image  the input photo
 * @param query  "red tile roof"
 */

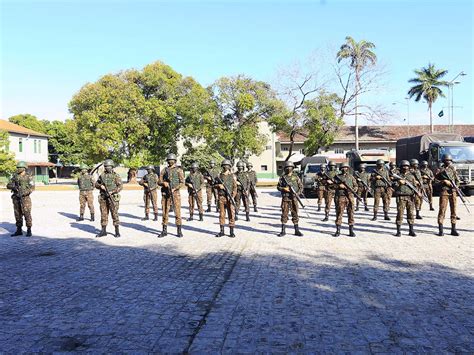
xmin=0 ymin=119 xmax=49 ymax=137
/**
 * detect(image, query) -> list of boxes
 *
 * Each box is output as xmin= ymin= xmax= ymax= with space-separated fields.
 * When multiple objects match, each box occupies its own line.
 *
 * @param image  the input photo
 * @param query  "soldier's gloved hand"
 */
xmin=143 ymin=183 xmax=148 ymax=187
xmin=327 ymin=179 xmax=334 ymax=184
xmin=444 ymin=180 xmax=452 ymax=187
xmin=218 ymin=184 xmax=224 ymax=189
xmin=237 ymin=181 xmax=241 ymax=186
xmin=283 ymin=187 xmax=290 ymax=192
xmin=162 ymin=182 xmax=169 ymax=188
xmin=376 ymin=176 xmax=381 ymax=180
xmin=399 ymin=179 xmax=406 ymax=185
xmin=100 ymin=185 xmax=106 ymax=190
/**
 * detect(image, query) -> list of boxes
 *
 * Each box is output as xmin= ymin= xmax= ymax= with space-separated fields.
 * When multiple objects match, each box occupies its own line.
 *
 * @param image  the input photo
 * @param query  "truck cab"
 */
xmin=299 ymin=156 xmax=329 ymax=197
xmin=346 ymin=149 xmax=392 ymax=174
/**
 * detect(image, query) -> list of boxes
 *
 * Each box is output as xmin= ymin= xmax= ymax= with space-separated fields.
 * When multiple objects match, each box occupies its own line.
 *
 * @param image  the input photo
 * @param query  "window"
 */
xmin=334 ymin=147 xmax=344 ymax=154
xmin=34 ymin=140 xmax=37 ymax=153
xmin=19 ymin=138 xmax=23 ymax=152
xmin=38 ymin=140 xmax=41 ymax=154
xmin=261 ymin=165 xmax=268 ymax=171
xmin=282 ymin=147 xmax=289 ymax=151
xmin=265 ymin=145 xmax=272 ymax=150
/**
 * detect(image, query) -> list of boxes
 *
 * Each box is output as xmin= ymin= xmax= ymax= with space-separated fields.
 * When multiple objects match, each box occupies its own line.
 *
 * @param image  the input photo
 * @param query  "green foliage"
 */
xmin=45 ymin=119 xmax=85 ymax=165
xmin=0 ymin=130 xmax=17 ymax=176
xmin=336 ymin=36 xmax=377 ymax=72
xmin=180 ymin=144 xmax=223 ymax=172
xmin=8 ymin=114 xmax=48 ymax=133
xmin=408 ymin=63 xmax=448 ymax=110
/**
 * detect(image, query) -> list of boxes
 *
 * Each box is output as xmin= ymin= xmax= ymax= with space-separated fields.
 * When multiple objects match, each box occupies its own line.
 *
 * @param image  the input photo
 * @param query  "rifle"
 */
xmin=354 ymin=172 xmax=373 ymax=197
xmin=249 ymin=181 xmax=258 ymax=198
xmin=438 ymin=170 xmax=471 ymax=213
xmin=412 ymin=170 xmax=430 ymax=202
xmin=214 ymin=175 xmax=236 ymax=207
xmin=13 ymin=178 xmax=25 ymax=216
xmin=163 ymin=168 xmax=176 ymax=214
xmin=330 ymin=172 xmax=366 ymax=206
xmin=186 ymin=176 xmax=200 ymax=201
xmin=373 ymin=169 xmax=392 ymax=187
xmin=390 ymin=172 xmax=430 ymax=204
xmin=97 ymin=175 xmax=116 ymax=210
xmin=280 ymin=174 xmax=310 ymax=218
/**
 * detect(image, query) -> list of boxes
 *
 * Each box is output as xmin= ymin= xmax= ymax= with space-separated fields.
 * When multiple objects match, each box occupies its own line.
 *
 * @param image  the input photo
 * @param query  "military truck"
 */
xmin=396 ymin=133 xmax=474 ymax=195
xmin=300 ymin=156 xmax=329 ymax=197
xmin=346 ymin=149 xmax=392 ymax=174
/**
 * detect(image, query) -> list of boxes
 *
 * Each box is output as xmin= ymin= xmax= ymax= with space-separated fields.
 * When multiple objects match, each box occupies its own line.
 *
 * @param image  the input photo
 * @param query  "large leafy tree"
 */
xmin=8 ymin=114 xmax=48 ymax=133
xmin=336 ymin=36 xmax=377 ymax=149
xmin=407 ymin=63 xmax=448 ymax=133
xmin=46 ymin=119 xmax=85 ymax=165
xmin=0 ymin=129 xmax=17 ymax=176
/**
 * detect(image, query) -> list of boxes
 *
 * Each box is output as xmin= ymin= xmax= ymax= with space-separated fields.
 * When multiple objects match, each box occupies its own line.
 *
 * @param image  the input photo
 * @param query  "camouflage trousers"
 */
xmin=143 ymin=189 xmax=159 ymax=214
xmin=355 ymin=185 xmax=368 ymax=209
xmin=324 ymin=189 xmax=336 ymax=214
xmin=438 ymin=191 xmax=457 ymax=225
xmin=317 ymin=187 xmax=325 ymax=207
xmin=335 ymin=195 xmax=355 ymax=226
xmin=396 ymin=195 xmax=415 ymax=226
xmin=235 ymin=190 xmax=250 ymax=213
xmin=249 ymin=188 xmax=258 ymax=207
xmin=188 ymin=190 xmax=203 ymax=216
xmin=12 ymin=195 xmax=32 ymax=228
xmin=79 ymin=190 xmax=94 ymax=215
xmin=281 ymin=198 xmax=299 ymax=224
xmin=373 ymin=187 xmax=390 ymax=213
xmin=98 ymin=195 xmax=119 ymax=227
xmin=206 ymin=185 xmax=218 ymax=206
xmin=423 ymin=183 xmax=433 ymax=205
xmin=218 ymin=195 xmax=235 ymax=226
xmin=162 ymin=190 xmax=182 ymax=226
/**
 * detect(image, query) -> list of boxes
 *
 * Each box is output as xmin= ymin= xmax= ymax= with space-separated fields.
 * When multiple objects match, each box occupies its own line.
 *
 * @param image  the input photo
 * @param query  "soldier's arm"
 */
xmin=114 ymin=174 xmax=123 ymax=193
xmin=6 ymin=177 xmax=15 ymax=190
xmin=297 ymin=177 xmax=303 ymax=194
xmin=177 ymin=169 xmax=185 ymax=190
xmin=95 ymin=175 xmax=103 ymax=189
xmin=231 ymin=176 xmax=238 ymax=197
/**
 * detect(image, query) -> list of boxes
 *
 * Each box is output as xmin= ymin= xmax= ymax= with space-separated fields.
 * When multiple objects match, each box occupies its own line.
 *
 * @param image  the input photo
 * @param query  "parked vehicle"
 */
xmin=300 ymin=156 xmax=329 ymax=197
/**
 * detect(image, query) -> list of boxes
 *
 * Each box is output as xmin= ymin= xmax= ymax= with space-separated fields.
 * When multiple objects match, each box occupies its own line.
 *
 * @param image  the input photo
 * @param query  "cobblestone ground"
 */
xmin=0 ymin=189 xmax=473 ymax=353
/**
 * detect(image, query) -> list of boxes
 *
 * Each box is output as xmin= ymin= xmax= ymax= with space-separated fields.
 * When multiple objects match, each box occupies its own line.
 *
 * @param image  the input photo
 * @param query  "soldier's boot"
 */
xmin=384 ymin=211 xmax=391 ymax=221
xmin=206 ymin=205 xmax=211 ymax=213
xmin=11 ymin=227 xmax=22 ymax=237
xmin=114 ymin=226 xmax=121 ymax=238
xmin=215 ymin=206 xmax=219 ymax=213
xmin=253 ymin=206 xmax=258 ymax=212
xmin=235 ymin=213 xmax=239 ymax=221
xmin=450 ymin=224 xmax=459 ymax=236
xmin=408 ymin=223 xmax=416 ymax=237
xmin=371 ymin=212 xmax=377 ymax=221
xmin=333 ymin=225 xmax=340 ymax=237
xmin=416 ymin=210 xmax=422 ymax=220
xmin=91 ymin=213 xmax=95 ymax=222
xmin=199 ymin=213 xmax=204 ymax=221
xmin=77 ymin=214 xmax=84 ymax=222
xmin=187 ymin=215 xmax=193 ymax=222
xmin=294 ymin=224 xmax=303 ymax=237
xmin=215 ymin=225 xmax=225 ymax=238
xmin=229 ymin=226 xmax=236 ymax=238
xmin=157 ymin=225 xmax=167 ymax=238
xmin=456 ymin=216 xmax=460 ymax=220
xmin=153 ymin=213 xmax=158 ymax=221
xmin=348 ymin=225 xmax=356 ymax=237
xmin=438 ymin=224 xmax=444 ymax=236
xmin=96 ymin=226 xmax=107 ymax=238
xmin=245 ymin=212 xmax=250 ymax=222
xmin=364 ymin=206 xmax=369 ymax=212
xmin=322 ymin=213 xmax=329 ymax=222
xmin=177 ymin=225 xmax=183 ymax=238
xmin=142 ymin=214 xmax=149 ymax=221
xmin=26 ymin=227 xmax=32 ymax=237
xmin=429 ymin=203 xmax=435 ymax=211
xmin=355 ymin=206 xmax=359 ymax=212
xmin=277 ymin=224 xmax=286 ymax=237
xmin=395 ymin=224 xmax=401 ymax=237
xmin=317 ymin=205 xmax=321 ymax=212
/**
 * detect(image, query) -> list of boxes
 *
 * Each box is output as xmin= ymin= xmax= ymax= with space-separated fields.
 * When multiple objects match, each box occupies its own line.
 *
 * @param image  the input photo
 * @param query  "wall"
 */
xmin=246 ymin=122 xmax=278 ymax=179
xmin=8 ymin=133 xmax=49 ymax=163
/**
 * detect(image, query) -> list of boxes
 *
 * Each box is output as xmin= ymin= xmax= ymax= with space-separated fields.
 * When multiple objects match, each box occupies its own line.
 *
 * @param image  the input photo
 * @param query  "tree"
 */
xmin=45 ymin=119 xmax=85 ymax=165
xmin=8 ymin=114 xmax=47 ymax=133
xmin=180 ymin=144 xmax=223 ymax=172
xmin=407 ymin=63 xmax=448 ymax=133
xmin=0 ymin=130 xmax=17 ymax=176
xmin=336 ymin=36 xmax=377 ymax=149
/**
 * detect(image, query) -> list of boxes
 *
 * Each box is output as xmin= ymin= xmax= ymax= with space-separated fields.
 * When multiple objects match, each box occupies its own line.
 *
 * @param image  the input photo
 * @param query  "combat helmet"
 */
xmin=104 ymin=159 xmax=114 ymax=167
xmin=400 ymin=160 xmax=410 ymax=167
xmin=236 ymin=161 xmax=245 ymax=168
xmin=328 ymin=161 xmax=336 ymax=167
xmin=166 ymin=153 xmax=177 ymax=161
xmin=221 ymin=159 xmax=232 ymax=167
xmin=359 ymin=163 xmax=367 ymax=168
xmin=191 ymin=162 xmax=199 ymax=169
xmin=442 ymin=154 xmax=452 ymax=161
xmin=376 ymin=159 xmax=384 ymax=165
xmin=246 ymin=162 xmax=253 ymax=168
xmin=410 ymin=158 xmax=419 ymax=166
xmin=389 ymin=161 xmax=396 ymax=167
xmin=16 ymin=161 xmax=27 ymax=168
xmin=146 ymin=165 xmax=155 ymax=171
xmin=284 ymin=161 xmax=295 ymax=168
xmin=421 ymin=160 xmax=428 ymax=166
xmin=340 ymin=162 xmax=350 ymax=169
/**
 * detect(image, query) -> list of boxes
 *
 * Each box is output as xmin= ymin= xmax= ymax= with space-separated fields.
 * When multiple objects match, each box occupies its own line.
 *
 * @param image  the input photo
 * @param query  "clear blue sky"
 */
xmin=1 ymin=0 xmax=472 ymax=126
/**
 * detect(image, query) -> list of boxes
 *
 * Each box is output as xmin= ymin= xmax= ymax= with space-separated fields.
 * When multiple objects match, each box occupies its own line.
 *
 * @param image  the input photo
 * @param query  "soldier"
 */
xmin=185 ymin=162 xmax=205 ymax=221
xmin=371 ymin=159 xmax=391 ymax=221
xmin=246 ymin=162 xmax=258 ymax=212
xmin=392 ymin=160 xmax=417 ymax=237
xmin=389 ymin=161 xmax=399 ymax=175
xmin=235 ymin=161 xmax=251 ymax=222
xmin=95 ymin=159 xmax=123 ymax=238
xmin=435 ymin=154 xmax=460 ymax=236
xmin=321 ymin=161 xmax=338 ymax=222
xmin=7 ymin=161 xmax=34 ymax=237
xmin=387 ymin=161 xmax=399 ymax=200
xmin=77 ymin=164 xmax=95 ymax=222
xmin=205 ymin=160 xmax=220 ymax=212
xmin=315 ymin=163 xmax=327 ymax=212
xmin=138 ymin=165 xmax=159 ymax=221
xmin=214 ymin=159 xmax=238 ymax=238
xmin=410 ymin=159 xmax=424 ymax=219
xmin=354 ymin=163 xmax=370 ymax=212
xmin=420 ymin=160 xmax=435 ymax=211
xmin=158 ymin=154 xmax=185 ymax=238
xmin=276 ymin=161 xmax=304 ymax=237
xmin=333 ymin=163 xmax=358 ymax=237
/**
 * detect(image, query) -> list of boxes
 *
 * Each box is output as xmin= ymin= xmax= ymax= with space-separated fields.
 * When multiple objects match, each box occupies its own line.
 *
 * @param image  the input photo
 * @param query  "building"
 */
xmin=0 ymin=119 xmax=54 ymax=184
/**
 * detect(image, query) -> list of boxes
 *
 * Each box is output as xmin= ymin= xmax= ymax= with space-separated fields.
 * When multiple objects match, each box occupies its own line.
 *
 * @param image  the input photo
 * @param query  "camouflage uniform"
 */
xmin=186 ymin=171 xmax=205 ymax=218
xmin=393 ymin=165 xmax=417 ymax=236
xmin=411 ymin=168 xmax=424 ymax=213
xmin=77 ymin=172 xmax=95 ymax=217
xmin=322 ymin=168 xmax=338 ymax=220
xmin=334 ymin=169 xmax=358 ymax=236
xmin=7 ymin=171 xmax=34 ymax=232
xmin=354 ymin=170 xmax=370 ymax=211
xmin=247 ymin=166 xmax=258 ymax=211
xmin=139 ymin=171 xmax=159 ymax=217
xmin=159 ymin=166 xmax=185 ymax=226
xmin=315 ymin=170 xmax=326 ymax=211
xmin=235 ymin=170 xmax=250 ymax=220
xmin=420 ymin=166 xmax=435 ymax=209
xmin=436 ymin=165 xmax=459 ymax=227
xmin=96 ymin=171 xmax=123 ymax=227
xmin=388 ymin=166 xmax=400 ymax=199
xmin=205 ymin=166 xmax=220 ymax=209
xmin=216 ymin=172 xmax=238 ymax=227
xmin=277 ymin=173 xmax=303 ymax=225
xmin=371 ymin=167 xmax=391 ymax=219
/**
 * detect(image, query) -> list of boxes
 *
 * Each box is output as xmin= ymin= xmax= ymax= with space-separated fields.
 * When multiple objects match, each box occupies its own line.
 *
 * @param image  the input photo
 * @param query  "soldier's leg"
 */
xmin=335 ymin=197 xmax=343 ymax=226
xmin=228 ymin=202 xmax=236 ymax=227
xmin=218 ymin=196 xmax=226 ymax=226
xmin=99 ymin=196 xmax=108 ymax=227
xmin=372 ymin=189 xmax=380 ymax=220
xmin=12 ymin=197 xmax=23 ymax=227
xmin=206 ymin=186 xmax=212 ymax=205
xmin=449 ymin=192 xmax=457 ymax=225
xmin=317 ymin=189 xmax=324 ymax=208
xmin=415 ymin=195 xmax=422 ymax=219
xmin=437 ymin=193 xmax=448 ymax=226
xmin=251 ymin=189 xmax=257 ymax=207
xmin=348 ymin=196 xmax=355 ymax=225
xmin=87 ymin=191 xmax=95 ymax=214
xmin=382 ymin=190 xmax=390 ymax=212
xmin=407 ymin=197 xmax=416 ymax=236
xmin=235 ymin=192 xmax=242 ymax=213
xmin=173 ymin=191 xmax=182 ymax=226
xmin=197 ymin=191 xmax=204 ymax=215
xmin=291 ymin=200 xmax=302 ymax=236
xmin=144 ymin=193 xmax=151 ymax=218
xmin=162 ymin=195 xmax=170 ymax=226
xmin=22 ymin=196 xmax=32 ymax=229
xmin=395 ymin=197 xmax=405 ymax=226
xmin=79 ymin=192 xmax=86 ymax=215
xmin=427 ymin=184 xmax=434 ymax=210
xmin=188 ymin=194 xmax=194 ymax=217
xmin=281 ymin=200 xmax=289 ymax=224
xmin=151 ymin=190 xmax=159 ymax=216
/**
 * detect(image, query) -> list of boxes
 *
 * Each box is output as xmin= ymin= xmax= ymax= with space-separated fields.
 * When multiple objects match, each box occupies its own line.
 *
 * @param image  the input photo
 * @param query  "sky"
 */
xmin=1 ymin=0 xmax=473 ymax=127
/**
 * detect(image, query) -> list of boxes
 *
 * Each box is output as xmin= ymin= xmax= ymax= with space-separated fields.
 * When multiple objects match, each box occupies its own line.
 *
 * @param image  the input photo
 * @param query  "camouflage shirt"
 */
xmin=277 ymin=173 xmax=303 ymax=201
xmin=420 ymin=167 xmax=434 ymax=185
xmin=217 ymin=171 xmax=237 ymax=198
xmin=355 ymin=171 xmax=370 ymax=188
xmin=77 ymin=173 xmax=95 ymax=191
xmin=235 ymin=171 xmax=250 ymax=192
xmin=185 ymin=172 xmax=205 ymax=192
xmin=139 ymin=172 xmax=159 ymax=190
xmin=371 ymin=167 xmax=390 ymax=188
xmin=160 ymin=166 xmax=184 ymax=192
xmin=247 ymin=170 xmax=257 ymax=185
xmin=393 ymin=171 xmax=417 ymax=196
xmin=7 ymin=173 xmax=34 ymax=196
xmin=335 ymin=172 xmax=358 ymax=197
xmin=95 ymin=172 xmax=123 ymax=195
xmin=435 ymin=165 xmax=460 ymax=192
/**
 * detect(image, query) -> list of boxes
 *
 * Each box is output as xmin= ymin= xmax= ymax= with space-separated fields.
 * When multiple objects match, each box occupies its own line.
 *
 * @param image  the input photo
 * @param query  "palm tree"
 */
xmin=407 ymin=64 xmax=449 ymax=133
xmin=337 ymin=36 xmax=377 ymax=150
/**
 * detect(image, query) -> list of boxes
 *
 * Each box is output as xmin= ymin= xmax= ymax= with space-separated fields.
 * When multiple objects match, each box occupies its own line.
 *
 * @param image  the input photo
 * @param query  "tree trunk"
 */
xmin=355 ymin=71 xmax=360 ymax=150
xmin=429 ymin=102 xmax=433 ymax=133
xmin=127 ymin=168 xmax=138 ymax=184
xmin=286 ymin=131 xmax=295 ymax=162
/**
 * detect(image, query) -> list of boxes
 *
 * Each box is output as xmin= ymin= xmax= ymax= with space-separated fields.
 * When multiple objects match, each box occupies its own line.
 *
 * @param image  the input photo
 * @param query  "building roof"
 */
xmin=278 ymin=124 xmax=474 ymax=144
xmin=0 ymin=119 xmax=49 ymax=137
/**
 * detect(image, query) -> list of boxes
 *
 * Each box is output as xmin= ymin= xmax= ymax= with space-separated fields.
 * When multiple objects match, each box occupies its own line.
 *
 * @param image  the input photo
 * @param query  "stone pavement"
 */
xmin=0 ymin=189 xmax=473 ymax=353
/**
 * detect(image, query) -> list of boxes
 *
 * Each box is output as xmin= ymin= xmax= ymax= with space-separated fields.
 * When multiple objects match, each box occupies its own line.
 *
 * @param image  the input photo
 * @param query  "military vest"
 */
xmin=325 ymin=170 xmax=339 ymax=189
xmin=437 ymin=165 xmax=459 ymax=192
xmin=209 ymin=167 xmax=220 ymax=179
xmin=278 ymin=173 xmax=301 ymax=199
xmin=9 ymin=173 xmax=33 ymax=195
xmin=235 ymin=171 xmax=249 ymax=191
xmin=247 ymin=170 xmax=257 ymax=184
xmin=144 ymin=173 xmax=159 ymax=190
xmin=336 ymin=173 xmax=357 ymax=196
xmin=99 ymin=172 xmax=120 ymax=192
xmin=420 ymin=168 xmax=433 ymax=185
xmin=220 ymin=173 xmax=235 ymax=194
xmin=372 ymin=168 xmax=390 ymax=188
xmin=78 ymin=174 xmax=94 ymax=191
xmin=394 ymin=171 xmax=416 ymax=196
xmin=187 ymin=172 xmax=203 ymax=191
xmin=356 ymin=171 xmax=370 ymax=186
xmin=165 ymin=167 xmax=181 ymax=189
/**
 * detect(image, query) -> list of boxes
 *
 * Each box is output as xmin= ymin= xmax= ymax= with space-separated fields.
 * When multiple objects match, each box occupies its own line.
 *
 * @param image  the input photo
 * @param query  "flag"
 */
xmin=438 ymin=110 xmax=444 ymax=117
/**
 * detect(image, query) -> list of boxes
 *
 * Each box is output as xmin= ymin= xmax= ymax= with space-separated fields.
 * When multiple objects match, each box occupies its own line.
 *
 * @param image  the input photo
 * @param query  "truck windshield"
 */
xmin=439 ymin=146 xmax=474 ymax=162
xmin=305 ymin=165 xmax=321 ymax=173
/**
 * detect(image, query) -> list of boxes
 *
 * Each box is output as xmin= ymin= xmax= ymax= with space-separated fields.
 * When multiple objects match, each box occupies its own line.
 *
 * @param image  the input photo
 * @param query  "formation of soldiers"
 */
xmin=5 ymin=154 xmax=466 ymax=239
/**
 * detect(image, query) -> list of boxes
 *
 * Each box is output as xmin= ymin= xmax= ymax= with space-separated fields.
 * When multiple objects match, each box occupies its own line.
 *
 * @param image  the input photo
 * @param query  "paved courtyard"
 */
xmin=0 ymin=188 xmax=473 ymax=353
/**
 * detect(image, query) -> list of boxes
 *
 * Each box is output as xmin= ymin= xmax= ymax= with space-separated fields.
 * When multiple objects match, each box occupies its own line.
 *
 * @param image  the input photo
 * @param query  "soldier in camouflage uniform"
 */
xmin=322 ymin=161 xmax=338 ymax=221
xmin=214 ymin=160 xmax=238 ymax=238
xmin=392 ymin=160 xmax=417 ymax=237
xmin=333 ymin=163 xmax=358 ymax=237
xmin=371 ymin=159 xmax=391 ymax=221
xmin=158 ymin=153 xmax=185 ymax=238
xmin=276 ymin=161 xmax=304 ymax=237
xmin=205 ymin=160 xmax=220 ymax=212
xmin=435 ymin=154 xmax=460 ymax=236
xmin=315 ymin=163 xmax=327 ymax=212
xmin=139 ymin=165 xmax=159 ymax=221
xmin=235 ymin=161 xmax=251 ymax=222
xmin=410 ymin=159 xmax=424 ymax=219
xmin=246 ymin=162 xmax=258 ymax=212
xmin=354 ymin=163 xmax=370 ymax=212
xmin=420 ymin=160 xmax=435 ymax=211
xmin=7 ymin=161 xmax=34 ymax=237
xmin=185 ymin=162 xmax=204 ymax=221
xmin=95 ymin=159 xmax=123 ymax=238
xmin=388 ymin=161 xmax=399 ymax=199
xmin=77 ymin=164 xmax=95 ymax=222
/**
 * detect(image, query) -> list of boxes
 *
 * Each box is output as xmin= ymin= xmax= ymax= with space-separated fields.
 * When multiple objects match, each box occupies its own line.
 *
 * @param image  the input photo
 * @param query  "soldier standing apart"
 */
xmin=371 ymin=159 xmax=391 ymax=221
xmin=235 ymin=161 xmax=251 ymax=222
xmin=410 ymin=159 xmax=424 ymax=219
xmin=322 ymin=161 xmax=338 ymax=222
xmin=420 ymin=160 xmax=435 ymax=211
xmin=77 ymin=164 xmax=95 ymax=222
xmin=7 ymin=161 xmax=34 ymax=237
xmin=185 ymin=162 xmax=205 ymax=221
xmin=205 ymin=160 xmax=220 ymax=212
xmin=393 ymin=160 xmax=417 ymax=237
xmin=435 ymin=154 xmax=460 ymax=236
xmin=333 ymin=163 xmax=357 ymax=237
xmin=95 ymin=159 xmax=123 ymax=238
xmin=355 ymin=163 xmax=370 ymax=212
xmin=158 ymin=154 xmax=185 ymax=238
xmin=246 ymin=162 xmax=258 ymax=212
xmin=139 ymin=165 xmax=159 ymax=221
xmin=276 ymin=161 xmax=304 ymax=237
xmin=315 ymin=163 xmax=327 ymax=212
xmin=388 ymin=161 xmax=399 ymax=200
xmin=215 ymin=160 xmax=238 ymax=238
